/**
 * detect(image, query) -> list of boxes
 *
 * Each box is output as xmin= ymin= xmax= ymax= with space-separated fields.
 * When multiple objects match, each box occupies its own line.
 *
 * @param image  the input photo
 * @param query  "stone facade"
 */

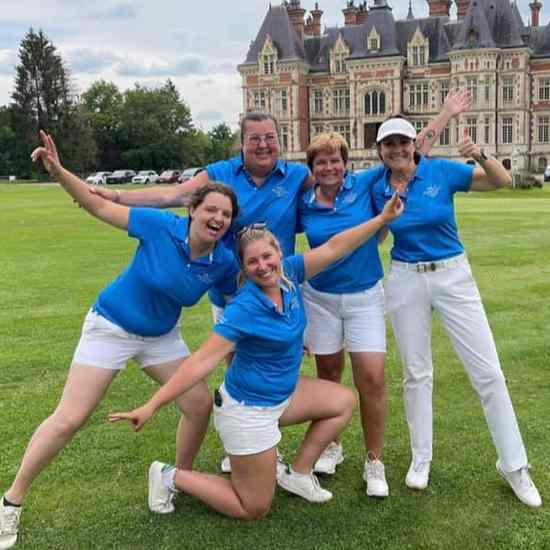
xmin=238 ymin=0 xmax=550 ymax=172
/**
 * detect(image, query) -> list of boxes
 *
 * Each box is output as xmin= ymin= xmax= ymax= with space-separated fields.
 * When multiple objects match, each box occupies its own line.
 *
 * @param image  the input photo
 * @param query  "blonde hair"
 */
xmin=306 ymin=132 xmax=349 ymax=170
xmin=237 ymin=226 xmax=294 ymax=289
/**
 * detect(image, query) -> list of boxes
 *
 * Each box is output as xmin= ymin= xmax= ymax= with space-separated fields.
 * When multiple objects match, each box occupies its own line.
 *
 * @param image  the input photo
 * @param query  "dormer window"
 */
xmin=331 ymin=35 xmax=350 ymax=75
xmin=368 ymin=27 xmax=380 ymax=51
xmin=259 ymin=35 xmax=278 ymax=75
xmin=408 ymin=27 xmax=429 ymax=67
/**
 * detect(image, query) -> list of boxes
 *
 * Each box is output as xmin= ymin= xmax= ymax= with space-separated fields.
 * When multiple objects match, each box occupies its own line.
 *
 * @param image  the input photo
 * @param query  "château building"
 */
xmin=237 ymin=0 xmax=550 ymax=172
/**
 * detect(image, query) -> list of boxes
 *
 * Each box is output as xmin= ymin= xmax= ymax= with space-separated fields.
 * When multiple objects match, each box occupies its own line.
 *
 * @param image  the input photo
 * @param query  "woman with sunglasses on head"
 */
xmin=371 ymin=119 xmax=541 ymax=507
xmin=108 ymin=192 xmax=404 ymax=520
xmin=0 ymin=132 xmax=241 ymax=550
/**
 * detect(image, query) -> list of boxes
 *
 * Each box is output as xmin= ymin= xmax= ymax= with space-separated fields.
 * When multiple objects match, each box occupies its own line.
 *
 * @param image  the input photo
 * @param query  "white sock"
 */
xmin=161 ymin=465 xmax=177 ymax=491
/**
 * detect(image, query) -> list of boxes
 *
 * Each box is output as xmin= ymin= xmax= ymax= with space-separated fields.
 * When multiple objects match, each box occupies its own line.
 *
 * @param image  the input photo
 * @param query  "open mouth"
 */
xmin=206 ymin=221 xmax=223 ymax=236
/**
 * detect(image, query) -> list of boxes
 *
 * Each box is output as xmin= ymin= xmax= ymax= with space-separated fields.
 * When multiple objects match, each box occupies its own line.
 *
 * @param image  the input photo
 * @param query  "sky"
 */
xmin=0 ymin=1 xmax=548 ymax=130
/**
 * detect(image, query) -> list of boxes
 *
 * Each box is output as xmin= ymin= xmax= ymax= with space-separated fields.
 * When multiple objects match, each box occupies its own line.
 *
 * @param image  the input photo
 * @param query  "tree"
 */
xmin=206 ymin=123 xmax=238 ymax=164
xmin=0 ymin=106 xmax=17 ymax=176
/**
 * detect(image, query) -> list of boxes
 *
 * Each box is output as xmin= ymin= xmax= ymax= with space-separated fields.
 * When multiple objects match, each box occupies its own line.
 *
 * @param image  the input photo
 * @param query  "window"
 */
xmin=312 ymin=125 xmax=324 ymax=136
xmin=539 ymin=78 xmax=550 ymax=101
xmin=439 ymin=125 xmax=450 ymax=146
xmin=280 ymin=125 xmax=289 ymax=152
xmin=252 ymin=90 xmax=266 ymax=111
xmin=466 ymin=117 xmax=477 ymax=143
xmin=370 ymin=38 xmax=378 ymax=50
xmin=411 ymin=45 xmax=427 ymax=66
xmin=502 ymin=78 xmax=514 ymax=103
xmin=466 ymin=78 xmax=478 ymax=105
xmin=263 ymin=54 xmax=276 ymax=75
xmin=364 ymin=90 xmax=386 ymax=115
xmin=333 ymin=89 xmax=350 ymax=115
xmin=440 ymin=80 xmax=449 ymax=106
xmin=313 ymin=90 xmax=323 ymax=114
xmin=538 ymin=116 xmax=549 ymax=143
xmin=409 ymin=83 xmax=429 ymax=109
xmin=484 ymin=80 xmax=491 ymax=102
xmin=484 ymin=117 xmax=490 ymax=144
xmin=502 ymin=117 xmax=513 ymax=144
xmin=334 ymin=52 xmax=346 ymax=74
xmin=333 ymin=124 xmax=350 ymax=145
xmin=273 ymin=90 xmax=288 ymax=115
xmin=413 ymin=120 xmax=428 ymax=133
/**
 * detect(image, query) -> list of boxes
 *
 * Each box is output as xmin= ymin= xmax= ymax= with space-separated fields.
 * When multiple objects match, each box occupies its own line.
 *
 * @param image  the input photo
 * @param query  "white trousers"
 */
xmin=385 ymin=255 xmax=527 ymax=472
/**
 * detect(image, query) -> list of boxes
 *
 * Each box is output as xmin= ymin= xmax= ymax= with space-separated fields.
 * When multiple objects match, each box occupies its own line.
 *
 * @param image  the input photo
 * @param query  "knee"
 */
xmin=49 ymin=411 xmax=87 ymax=438
xmin=241 ymin=499 xmax=272 ymax=520
xmin=356 ymin=368 xmax=385 ymax=395
xmin=339 ymin=387 xmax=357 ymax=418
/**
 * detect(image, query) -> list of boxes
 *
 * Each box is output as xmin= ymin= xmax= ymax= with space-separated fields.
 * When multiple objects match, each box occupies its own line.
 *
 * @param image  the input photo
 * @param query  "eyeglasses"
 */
xmin=245 ymin=133 xmax=279 ymax=146
xmin=236 ymin=222 xmax=267 ymax=238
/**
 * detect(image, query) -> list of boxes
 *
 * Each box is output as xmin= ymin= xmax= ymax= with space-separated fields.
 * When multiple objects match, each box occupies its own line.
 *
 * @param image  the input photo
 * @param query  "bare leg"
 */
xmin=350 ymin=352 xmax=386 ymax=458
xmin=280 ymin=376 xmax=356 ymax=473
xmin=5 ymin=364 xmax=118 ymax=504
xmin=173 ymin=448 xmax=277 ymax=519
xmin=144 ymin=360 xmax=212 ymax=470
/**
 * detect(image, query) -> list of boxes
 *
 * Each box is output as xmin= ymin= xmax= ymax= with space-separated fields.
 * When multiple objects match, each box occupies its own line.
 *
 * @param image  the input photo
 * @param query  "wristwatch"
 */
xmin=478 ymin=149 xmax=488 ymax=162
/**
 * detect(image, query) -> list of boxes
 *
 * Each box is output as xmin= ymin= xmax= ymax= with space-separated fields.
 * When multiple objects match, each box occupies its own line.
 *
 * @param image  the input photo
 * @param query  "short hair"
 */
xmin=189 ymin=181 xmax=239 ymax=221
xmin=306 ymin=132 xmax=349 ymax=170
xmin=240 ymin=112 xmax=279 ymax=144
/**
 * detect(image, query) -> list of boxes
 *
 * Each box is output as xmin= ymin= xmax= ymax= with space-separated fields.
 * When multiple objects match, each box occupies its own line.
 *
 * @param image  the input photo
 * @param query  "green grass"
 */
xmin=1 ymin=183 xmax=549 ymax=549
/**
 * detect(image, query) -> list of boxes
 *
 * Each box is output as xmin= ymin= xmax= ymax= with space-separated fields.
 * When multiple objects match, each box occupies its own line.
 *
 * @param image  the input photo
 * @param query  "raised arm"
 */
xmin=304 ymin=192 xmax=403 ymax=279
xmin=416 ymin=90 xmax=472 ymax=156
xmin=108 ymin=332 xmax=235 ymax=431
xmin=458 ymin=129 xmax=512 ymax=191
xmin=90 ymin=170 xmax=210 ymax=208
xmin=32 ymin=131 xmax=129 ymax=230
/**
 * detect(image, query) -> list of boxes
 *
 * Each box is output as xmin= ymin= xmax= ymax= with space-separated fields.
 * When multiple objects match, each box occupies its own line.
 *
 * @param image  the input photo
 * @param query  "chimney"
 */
xmin=455 ymin=0 xmax=469 ymax=19
xmin=308 ymin=3 xmax=323 ymax=36
xmin=343 ymin=1 xmax=358 ymax=26
xmin=357 ymin=1 xmax=369 ymax=24
xmin=287 ymin=0 xmax=306 ymax=41
xmin=426 ymin=0 xmax=451 ymax=17
xmin=530 ymin=1 xmax=542 ymax=27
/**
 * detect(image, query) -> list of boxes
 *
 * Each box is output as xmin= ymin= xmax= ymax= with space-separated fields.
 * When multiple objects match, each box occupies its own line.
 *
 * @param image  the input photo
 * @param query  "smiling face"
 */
xmin=378 ymin=135 xmax=416 ymax=172
xmin=189 ymin=191 xmax=233 ymax=245
xmin=311 ymin=150 xmax=346 ymax=191
xmin=242 ymin=119 xmax=280 ymax=177
xmin=241 ymin=235 xmax=283 ymax=290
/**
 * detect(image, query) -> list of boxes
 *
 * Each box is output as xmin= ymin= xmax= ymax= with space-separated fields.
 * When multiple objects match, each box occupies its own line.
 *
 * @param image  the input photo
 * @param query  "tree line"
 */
xmin=0 ymin=29 xmax=238 ymax=179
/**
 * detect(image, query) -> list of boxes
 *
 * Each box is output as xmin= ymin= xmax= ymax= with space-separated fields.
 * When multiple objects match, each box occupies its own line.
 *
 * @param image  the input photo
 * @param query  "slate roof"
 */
xmin=242 ymin=0 xmax=550 ymax=68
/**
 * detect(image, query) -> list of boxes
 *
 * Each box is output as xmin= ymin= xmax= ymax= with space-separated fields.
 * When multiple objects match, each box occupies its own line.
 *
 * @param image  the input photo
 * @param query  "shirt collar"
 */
xmin=173 ymin=217 xmax=216 ymax=264
xmin=382 ymin=156 xmax=427 ymax=196
xmin=305 ymin=171 xmax=354 ymax=206
xmin=235 ymin=152 xmax=287 ymax=178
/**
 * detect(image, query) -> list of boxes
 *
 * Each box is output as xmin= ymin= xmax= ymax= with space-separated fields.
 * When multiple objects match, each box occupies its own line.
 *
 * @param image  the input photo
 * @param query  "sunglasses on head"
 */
xmin=236 ymin=222 xmax=267 ymax=238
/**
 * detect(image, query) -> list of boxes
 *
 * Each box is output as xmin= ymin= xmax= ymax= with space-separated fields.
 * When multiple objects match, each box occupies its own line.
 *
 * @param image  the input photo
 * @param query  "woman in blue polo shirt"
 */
xmin=371 ymin=119 xmax=541 ymax=508
xmin=109 ymin=192 xmax=404 ymax=519
xmin=0 ymin=131 xmax=241 ymax=548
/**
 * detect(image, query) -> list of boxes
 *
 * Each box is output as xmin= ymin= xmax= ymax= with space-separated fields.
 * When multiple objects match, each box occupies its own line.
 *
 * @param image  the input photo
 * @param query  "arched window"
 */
xmin=372 ymin=91 xmax=378 ymax=115
xmin=364 ymin=94 xmax=370 ymax=115
xmin=538 ymin=157 xmax=547 ymax=172
xmin=364 ymin=90 xmax=386 ymax=115
xmin=502 ymin=158 xmax=511 ymax=170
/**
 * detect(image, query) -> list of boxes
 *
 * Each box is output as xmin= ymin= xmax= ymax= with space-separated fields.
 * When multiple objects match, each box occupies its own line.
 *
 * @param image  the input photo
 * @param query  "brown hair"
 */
xmin=306 ymin=132 xmax=349 ymax=170
xmin=240 ymin=111 xmax=279 ymax=144
xmin=236 ymin=226 xmax=293 ymax=289
xmin=189 ymin=181 xmax=239 ymax=221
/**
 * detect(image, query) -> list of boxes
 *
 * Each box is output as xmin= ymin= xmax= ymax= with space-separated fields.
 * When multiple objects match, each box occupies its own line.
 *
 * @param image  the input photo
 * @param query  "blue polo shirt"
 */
xmin=213 ymin=255 xmax=307 ymax=406
xmin=207 ymin=155 xmax=309 ymax=306
xmin=298 ymin=167 xmax=385 ymax=294
xmin=93 ymin=208 xmax=239 ymax=337
xmin=371 ymin=157 xmax=474 ymax=262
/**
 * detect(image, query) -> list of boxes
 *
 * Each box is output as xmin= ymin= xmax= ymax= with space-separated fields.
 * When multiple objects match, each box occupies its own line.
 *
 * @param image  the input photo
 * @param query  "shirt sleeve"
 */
xmin=128 ymin=208 xmax=174 ymax=241
xmin=283 ymin=255 xmax=306 ymax=286
xmin=212 ymin=256 xmax=240 ymax=298
xmin=437 ymin=159 xmax=474 ymax=194
xmin=213 ymin=300 xmax=248 ymax=343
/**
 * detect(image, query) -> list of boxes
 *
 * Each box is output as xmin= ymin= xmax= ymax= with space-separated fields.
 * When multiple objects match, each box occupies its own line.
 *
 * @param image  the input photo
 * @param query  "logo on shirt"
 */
xmin=342 ymin=192 xmax=357 ymax=204
xmin=196 ymin=273 xmax=213 ymax=285
xmin=423 ymin=185 xmax=441 ymax=198
xmin=289 ymin=296 xmax=299 ymax=311
xmin=272 ymin=185 xmax=288 ymax=197
xmin=217 ymin=314 xmax=228 ymax=325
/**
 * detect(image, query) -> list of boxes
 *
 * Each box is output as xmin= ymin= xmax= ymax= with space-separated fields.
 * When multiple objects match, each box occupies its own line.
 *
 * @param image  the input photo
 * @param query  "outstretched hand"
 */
xmin=457 ymin=128 xmax=482 ymax=162
xmin=443 ymin=89 xmax=472 ymax=116
xmin=108 ymin=403 xmax=156 ymax=432
xmin=89 ymin=186 xmax=120 ymax=202
xmin=30 ymin=130 xmax=62 ymax=177
xmin=381 ymin=192 xmax=404 ymax=223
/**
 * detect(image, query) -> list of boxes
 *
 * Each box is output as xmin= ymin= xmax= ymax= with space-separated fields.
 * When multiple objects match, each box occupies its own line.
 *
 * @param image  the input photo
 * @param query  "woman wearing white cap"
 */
xmin=371 ymin=117 xmax=542 ymax=507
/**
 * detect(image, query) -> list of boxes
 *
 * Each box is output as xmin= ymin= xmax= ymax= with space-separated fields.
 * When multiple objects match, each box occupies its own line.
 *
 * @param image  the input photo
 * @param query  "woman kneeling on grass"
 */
xmin=0 ymin=132 xmax=240 ymax=550
xmin=109 ymin=193 xmax=404 ymax=520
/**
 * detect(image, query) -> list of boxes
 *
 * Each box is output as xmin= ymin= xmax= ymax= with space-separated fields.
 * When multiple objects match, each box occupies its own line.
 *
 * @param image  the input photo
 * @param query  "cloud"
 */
xmin=0 ymin=50 xmax=17 ymax=75
xmin=66 ymin=48 xmax=122 ymax=74
xmin=196 ymin=110 xmax=223 ymax=123
xmin=89 ymin=2 xmax=138 ymax=20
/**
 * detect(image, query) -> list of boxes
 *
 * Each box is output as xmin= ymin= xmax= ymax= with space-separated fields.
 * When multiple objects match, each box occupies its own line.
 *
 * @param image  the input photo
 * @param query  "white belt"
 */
xmin=391 ymin=253 xmax=466 ymax=273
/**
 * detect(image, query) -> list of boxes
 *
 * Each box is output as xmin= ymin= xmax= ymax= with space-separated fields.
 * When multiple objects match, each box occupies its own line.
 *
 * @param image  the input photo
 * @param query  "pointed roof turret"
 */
xmin=407 ymin=0 xmax=414 ymax=19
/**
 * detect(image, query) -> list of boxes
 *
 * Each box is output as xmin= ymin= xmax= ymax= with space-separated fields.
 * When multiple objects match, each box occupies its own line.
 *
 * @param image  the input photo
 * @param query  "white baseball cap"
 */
xmin=376 ymin=118 xmax=417 ymax=143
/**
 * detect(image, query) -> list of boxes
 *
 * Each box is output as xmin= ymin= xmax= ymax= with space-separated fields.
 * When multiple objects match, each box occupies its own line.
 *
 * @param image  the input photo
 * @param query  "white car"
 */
xmin=132 ymin=170 xmax=159 ymax=184
xmin=86 ymin=171 xmax=112 ymax=185
xmin=544 ymin=165 xmax=550 ymax=182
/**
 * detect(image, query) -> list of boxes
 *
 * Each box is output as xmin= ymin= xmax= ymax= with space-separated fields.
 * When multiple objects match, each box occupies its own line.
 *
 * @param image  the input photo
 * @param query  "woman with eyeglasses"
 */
xmin=371 ymin=118 xmax=541 ymax=507
xmin=108 ymin=192 xmax=404 ymax=520
xmin=0 ymin=132 xmax=242 ymax=550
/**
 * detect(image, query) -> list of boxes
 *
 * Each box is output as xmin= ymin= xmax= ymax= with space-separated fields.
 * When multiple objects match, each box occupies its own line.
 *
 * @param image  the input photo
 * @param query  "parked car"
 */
xmin=178 ymin=167 xmax=204 ymax=183
xmin=544 ymin=165 xmax=550 ymax=182
xmin=106 ymin=170 xmax=136 ymax=184
xmin=157 ymin=170 xmax=182 ymax=184
xmin=86 ymin=171 xmax=112 ymax=185
xmin=132 ymin=170 xmax=158 ymax=184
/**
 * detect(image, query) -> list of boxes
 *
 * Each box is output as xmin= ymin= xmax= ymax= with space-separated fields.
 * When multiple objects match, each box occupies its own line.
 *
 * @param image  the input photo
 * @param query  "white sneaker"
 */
xmin=221 ymin=450 xmax=286 ymax=479
xmin=277 ymin=467 xmax=332 ymax=503
xmin=363 ymin=458 xmax=389 ymax=498
xmin=405 ymin=461 xmax=430 ymax=490
xmin=497 ymin=462 xmax=542 ymax=508
xmin=313 ymin=442 xmax=344 ymax=475
xmin=0 ymin=497 xmax=22 ymax=550
xmin=148 ymin=462 xmax=176 ymax=514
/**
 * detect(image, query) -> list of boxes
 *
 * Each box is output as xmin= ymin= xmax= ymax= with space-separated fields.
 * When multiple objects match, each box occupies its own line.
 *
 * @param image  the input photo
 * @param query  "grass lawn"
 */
xmin=1 ymin=183 xmax=549 ymax=549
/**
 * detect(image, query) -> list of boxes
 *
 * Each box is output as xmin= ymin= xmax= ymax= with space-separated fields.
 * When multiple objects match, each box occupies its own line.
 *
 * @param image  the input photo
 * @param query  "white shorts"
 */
xmin=302 ymin=281 xmax=386 ymax=355
xmin=72 ymin=309 xmax=190 ymax=370
xmin=211 ymin=304 xmax=224 ymax=324
xmin=213 ymin=384 xmax=290 ymax=456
